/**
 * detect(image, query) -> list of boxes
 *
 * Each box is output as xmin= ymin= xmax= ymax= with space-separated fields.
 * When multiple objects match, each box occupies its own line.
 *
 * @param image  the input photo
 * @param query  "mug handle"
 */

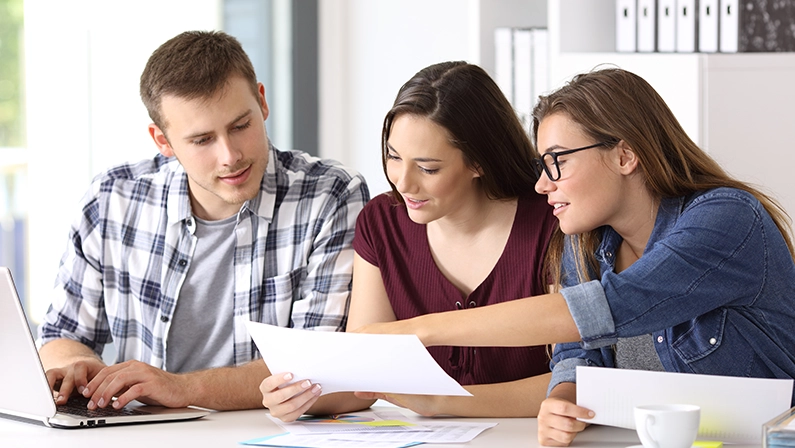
xmin=644 ymin=415 xmax=660 ymax=448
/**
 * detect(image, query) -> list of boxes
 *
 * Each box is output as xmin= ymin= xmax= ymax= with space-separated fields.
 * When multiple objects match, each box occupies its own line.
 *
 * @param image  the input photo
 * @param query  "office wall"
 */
xmin=318 ymin=0 xmax=548 ymax=196
xmin=318 ymin=0 xmax=476 ymax=196
xmin=25 ymin=0 xmax=221 ymax=320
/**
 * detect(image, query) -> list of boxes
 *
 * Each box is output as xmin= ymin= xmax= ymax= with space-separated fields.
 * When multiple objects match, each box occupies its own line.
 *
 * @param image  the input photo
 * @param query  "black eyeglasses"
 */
xmin=532 ymin=142 xmax=610 ymax=181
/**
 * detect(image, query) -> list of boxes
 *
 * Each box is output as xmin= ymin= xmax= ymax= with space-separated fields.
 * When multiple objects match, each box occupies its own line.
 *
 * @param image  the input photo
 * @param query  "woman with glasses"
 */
xmin=258 ymin=61 xmax=558 ymax=421
xmin=353 ymin=68 xmax=795 ymax=446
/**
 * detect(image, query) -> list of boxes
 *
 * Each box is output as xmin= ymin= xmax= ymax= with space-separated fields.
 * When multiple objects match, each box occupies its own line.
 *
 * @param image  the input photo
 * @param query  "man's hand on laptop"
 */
xmin=80 ymin=360 xmax=193 ymax=410
xmin=45 ymin=357 xmax=107 ymax=405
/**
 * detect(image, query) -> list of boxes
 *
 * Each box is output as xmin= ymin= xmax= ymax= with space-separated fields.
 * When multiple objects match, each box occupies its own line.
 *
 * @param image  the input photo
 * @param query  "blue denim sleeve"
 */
xmin=547 ymin=241 xmax=618 ymax=395
xmin=548 ymin=341 xmax=616 ymax=395
xmin=560 ymin=280 xmax=617 ymax=348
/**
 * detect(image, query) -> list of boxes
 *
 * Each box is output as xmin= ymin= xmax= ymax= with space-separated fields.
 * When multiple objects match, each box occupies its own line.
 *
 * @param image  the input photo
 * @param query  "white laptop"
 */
xmin=0 ymin=267 xmax=210 ymax=428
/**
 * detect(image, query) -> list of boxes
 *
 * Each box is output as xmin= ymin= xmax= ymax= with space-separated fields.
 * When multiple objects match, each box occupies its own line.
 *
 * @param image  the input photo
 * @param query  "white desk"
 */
xmin=0 ymin=406 xmax=761 ymax=447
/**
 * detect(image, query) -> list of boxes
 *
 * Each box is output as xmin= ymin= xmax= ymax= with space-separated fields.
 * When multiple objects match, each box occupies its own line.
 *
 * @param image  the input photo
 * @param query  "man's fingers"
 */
xmin=89 ymin=369 xmax=139 ymax=409
xmin=45 ymin=369 xmax=63 ymax=393
xmin=112 ymin=383 xmax=147 ymax=409
xmin=71 ymin=362 xmax=92 ymax=396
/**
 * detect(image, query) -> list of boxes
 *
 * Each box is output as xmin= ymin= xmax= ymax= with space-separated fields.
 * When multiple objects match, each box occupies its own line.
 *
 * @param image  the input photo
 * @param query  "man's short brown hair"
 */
xmin=140 ymin=30 xmax=258 ymax=131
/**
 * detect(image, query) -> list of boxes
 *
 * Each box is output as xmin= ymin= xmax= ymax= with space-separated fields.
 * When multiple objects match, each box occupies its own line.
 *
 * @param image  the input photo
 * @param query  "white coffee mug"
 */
xmin=634 ymin=404 xmax=700 ymax=448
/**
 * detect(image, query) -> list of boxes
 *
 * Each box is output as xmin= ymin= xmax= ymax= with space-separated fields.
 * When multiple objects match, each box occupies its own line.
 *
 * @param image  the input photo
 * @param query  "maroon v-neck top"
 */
xmin=353 ymin=192 xmax=558 ymax=386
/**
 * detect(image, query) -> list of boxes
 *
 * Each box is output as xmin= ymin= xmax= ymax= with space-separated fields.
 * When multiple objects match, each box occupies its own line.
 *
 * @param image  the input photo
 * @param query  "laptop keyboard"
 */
xmin=57 ymin=395 xmax=150 ymax=417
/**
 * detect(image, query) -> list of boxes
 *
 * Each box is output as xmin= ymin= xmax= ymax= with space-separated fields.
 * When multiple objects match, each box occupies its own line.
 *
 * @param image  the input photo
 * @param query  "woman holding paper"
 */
xmin=352 ymin=68 xmax=795 ymax=446
xmin=259 ymin=61 xmax=558 ymax=421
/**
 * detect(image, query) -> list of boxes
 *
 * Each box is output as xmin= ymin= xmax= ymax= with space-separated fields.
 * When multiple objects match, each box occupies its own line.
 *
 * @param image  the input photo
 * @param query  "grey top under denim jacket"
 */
xmin=549 ymin=187 xmax=795 ymax=406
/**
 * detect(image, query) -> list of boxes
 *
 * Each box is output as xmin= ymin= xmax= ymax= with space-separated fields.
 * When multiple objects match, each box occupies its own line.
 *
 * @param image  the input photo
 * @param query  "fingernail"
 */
xmin=301 ymin=380 xmax=311 ymax=389
xmin=77 ymin=386 xmax=85 ymax=394
xmin=284 ymin=373 xmax=293 ymax=381
xmin=588 ymin=411 xmax=595 ymax=418
xmin=97 ymin=397 xmax=105 ymax=407
xmin=87 ymin=400 xmax=95 ymax=409
xmin=312 ymin=384 xmax=322 ymax=394
xmin=57 ymin=395 xmax=64 ymax=403
xmin=113 ymin=401 xmax=121 ymax=409
xmin=82 ymin=388 xmax=91 ymax=397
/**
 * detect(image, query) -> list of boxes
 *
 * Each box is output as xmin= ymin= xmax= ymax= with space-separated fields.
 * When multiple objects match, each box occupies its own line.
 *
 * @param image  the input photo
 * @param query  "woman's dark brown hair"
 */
xmin=382 ymin=61 xmax=540 ymax=202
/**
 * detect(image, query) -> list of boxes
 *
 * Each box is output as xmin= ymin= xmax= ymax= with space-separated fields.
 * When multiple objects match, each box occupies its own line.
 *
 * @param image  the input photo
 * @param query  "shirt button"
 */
xmin=160 ymin=315 xmax=169 ymax=322
xmin=178 ymin=259 xmax=187 ymax=267
xmin=657 ymin=336 xmax=664 ymax=343
xmin=709 ymin=337 xmax=717 ymax=345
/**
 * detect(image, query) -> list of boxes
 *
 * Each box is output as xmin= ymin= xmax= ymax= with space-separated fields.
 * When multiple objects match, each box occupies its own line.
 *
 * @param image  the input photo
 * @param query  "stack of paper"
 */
xmin=242 ymin=322 xmax=492 ymax=447
xmin=240 ymin=409 xmax=496 ymax=447
xmin=764 ymin=406 xmax=795 ymax=448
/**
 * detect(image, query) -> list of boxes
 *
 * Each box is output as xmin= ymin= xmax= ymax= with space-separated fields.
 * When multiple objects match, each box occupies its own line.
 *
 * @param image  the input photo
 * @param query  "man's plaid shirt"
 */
xmin=38 ymin=145 xmax=369 ymax=369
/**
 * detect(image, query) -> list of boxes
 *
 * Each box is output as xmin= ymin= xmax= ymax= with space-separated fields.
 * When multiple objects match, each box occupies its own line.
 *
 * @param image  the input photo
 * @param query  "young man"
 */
xmin=36 ymin=30 xmax=369 ymax=412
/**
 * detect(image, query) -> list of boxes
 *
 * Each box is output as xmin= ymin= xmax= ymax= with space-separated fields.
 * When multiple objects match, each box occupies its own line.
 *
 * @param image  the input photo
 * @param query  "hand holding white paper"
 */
xmin=245 ymin=321 xmax=472 ymax=397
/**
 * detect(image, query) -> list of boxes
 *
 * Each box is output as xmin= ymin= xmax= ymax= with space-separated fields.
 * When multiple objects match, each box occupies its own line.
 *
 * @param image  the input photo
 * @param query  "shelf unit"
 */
xmin=540 ymin=0 xmax=795 ymax=216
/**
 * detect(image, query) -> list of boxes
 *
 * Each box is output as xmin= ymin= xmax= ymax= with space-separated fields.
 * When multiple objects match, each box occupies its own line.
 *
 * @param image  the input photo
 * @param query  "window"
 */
xmin=0 ymin=0 xmax=27 ymax=306
xmin=225 ymin=0 xmax=319 ymax=155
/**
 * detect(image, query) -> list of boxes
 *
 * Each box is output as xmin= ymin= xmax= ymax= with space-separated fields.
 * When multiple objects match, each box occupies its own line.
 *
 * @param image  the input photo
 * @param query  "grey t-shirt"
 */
xmin=615 ymin=334 xmax=665 ymax=371
xmin=166 ymin=215 xmax=236 ymax=373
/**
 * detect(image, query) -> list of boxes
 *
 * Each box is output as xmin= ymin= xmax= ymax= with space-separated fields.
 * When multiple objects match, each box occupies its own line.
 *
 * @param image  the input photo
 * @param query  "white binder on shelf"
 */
xmin=512 ymin=28 xmax=533 ymax=129
xmin=616 ymin=0 xmax=637 ymax=52
xmin=531 ymin=28 xmax=549 ymax=108
xmin=494 ymin=27 xmax=514 ymax=103
xmin=719 ymin=0 xmax=739 ymax=52
xmin=657 ymin=0 xmax=677 ymax=52
xmin=676 ymin=0 xmax=698 ymax=52
xmin=637 ymin=0 xmax=657 ymax=52
xmin=699 ymin=0 xmax=719 ymax=52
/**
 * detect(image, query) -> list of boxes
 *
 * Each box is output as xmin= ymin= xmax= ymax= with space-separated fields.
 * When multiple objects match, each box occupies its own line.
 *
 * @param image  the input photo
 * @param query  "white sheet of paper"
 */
xmin=245 ymin=321 xmax=471 ymax=396
xmin=266 ymin=409 xmax=495 ymax=444
xmin=332 ymin=421 xmax=497 ymax=443
xmin=241 ymin=433 xmax=420 ymax=447
xmin=576 ymin=366 xmax=793 ymax=443
xmin=268 ymin=410 xmax=429 ymax=435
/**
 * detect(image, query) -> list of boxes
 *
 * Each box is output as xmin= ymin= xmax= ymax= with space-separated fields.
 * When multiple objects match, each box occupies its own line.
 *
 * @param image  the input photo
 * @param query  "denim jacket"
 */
xmin=549 ymin=188 xmax=795 ymax=405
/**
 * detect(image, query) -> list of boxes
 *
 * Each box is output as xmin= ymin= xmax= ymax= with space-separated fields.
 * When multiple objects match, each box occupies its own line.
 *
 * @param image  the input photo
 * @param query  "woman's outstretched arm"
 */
xmin=353 ymin=293 xmax=581 ymax=348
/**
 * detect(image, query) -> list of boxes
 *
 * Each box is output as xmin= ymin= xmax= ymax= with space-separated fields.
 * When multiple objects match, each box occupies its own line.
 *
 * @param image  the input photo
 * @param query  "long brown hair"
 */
xmin=382 ymin=61 xmax=540 ymax=201
xmin=532 ymin=68 xmax=795 ymax=286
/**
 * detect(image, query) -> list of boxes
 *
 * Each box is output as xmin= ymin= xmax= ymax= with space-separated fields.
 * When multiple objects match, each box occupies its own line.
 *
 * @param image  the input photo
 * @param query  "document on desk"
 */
xmin=251 ymin=409 xmax=496 ymax=445
xmin=576 ymin=366 xmax=793 ymax=443
xmin=245 ymin=321 xmax=471 ymax=396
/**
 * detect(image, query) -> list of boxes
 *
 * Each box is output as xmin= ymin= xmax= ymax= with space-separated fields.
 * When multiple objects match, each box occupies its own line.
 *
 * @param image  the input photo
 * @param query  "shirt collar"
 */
xmin=646 ymin=195 xmax=686 ymax=249
xmin=165 ymin=145 xmax=278 ymax=226
xmin=246 ymin=143 xmax=277 ymax=222
xmin=597 ymin=195 xmax=685 ymax=261
xmin=166 ymin=160 xmax=192 ymax=225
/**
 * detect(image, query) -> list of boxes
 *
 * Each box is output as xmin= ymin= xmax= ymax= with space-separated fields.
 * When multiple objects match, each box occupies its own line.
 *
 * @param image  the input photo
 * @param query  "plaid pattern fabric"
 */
xmin=38 ymin=145 xmax=369 ymax=369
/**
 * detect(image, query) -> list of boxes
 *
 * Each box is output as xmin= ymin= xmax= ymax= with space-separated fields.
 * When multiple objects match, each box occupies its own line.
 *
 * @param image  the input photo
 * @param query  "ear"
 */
xmin=149 ymin=124 xmax=174 ymax=158
xmin=615 ymin=140 xmax=639 ymax=175
xmin=472 ymin=163 xmax=484 ymax=178
xmin=257 ymin=83 xmax=270 ymax=122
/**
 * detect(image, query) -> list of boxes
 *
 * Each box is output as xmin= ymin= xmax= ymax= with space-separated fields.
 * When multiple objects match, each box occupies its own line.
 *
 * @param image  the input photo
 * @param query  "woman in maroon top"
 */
xmin=260 ymin=61 xmax=557 ymax=421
